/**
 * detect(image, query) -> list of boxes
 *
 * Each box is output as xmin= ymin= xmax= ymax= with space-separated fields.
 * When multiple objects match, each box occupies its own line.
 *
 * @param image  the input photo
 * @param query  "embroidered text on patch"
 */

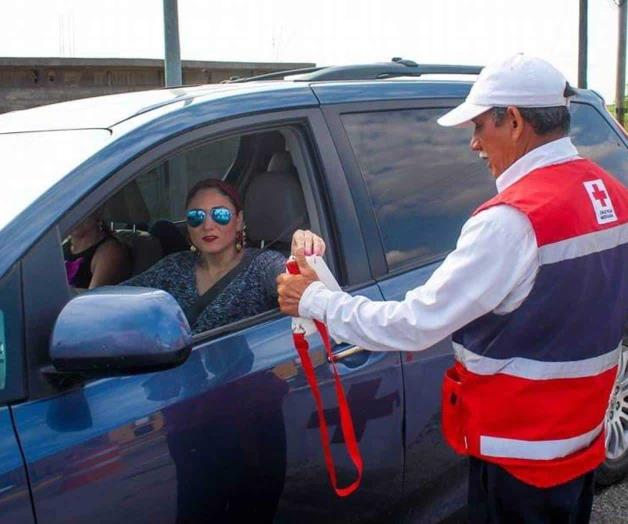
xmin=583 ymin=179 xmax=618 ymax=225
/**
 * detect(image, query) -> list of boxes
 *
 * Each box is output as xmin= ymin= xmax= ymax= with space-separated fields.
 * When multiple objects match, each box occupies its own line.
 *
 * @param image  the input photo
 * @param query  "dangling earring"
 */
xmin=235 ymin=225 xmax=246 ymax=252
xmin=190 ymin=244 xmax=197 ymax=252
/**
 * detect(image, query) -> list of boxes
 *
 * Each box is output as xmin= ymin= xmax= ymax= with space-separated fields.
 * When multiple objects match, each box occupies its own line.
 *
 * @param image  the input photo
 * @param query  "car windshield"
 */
xmin=0 ymin=129 xmax=111 ymax=232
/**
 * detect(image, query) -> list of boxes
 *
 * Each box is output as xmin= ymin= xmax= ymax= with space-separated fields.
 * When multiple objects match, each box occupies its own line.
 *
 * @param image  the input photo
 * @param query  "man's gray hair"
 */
xmin=491 ymin=106 xmax=571 ymax=135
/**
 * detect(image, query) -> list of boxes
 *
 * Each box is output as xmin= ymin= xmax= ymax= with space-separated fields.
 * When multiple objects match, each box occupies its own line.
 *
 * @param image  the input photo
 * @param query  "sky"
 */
xmin=0 ymin=0 xmax=625 ymax=101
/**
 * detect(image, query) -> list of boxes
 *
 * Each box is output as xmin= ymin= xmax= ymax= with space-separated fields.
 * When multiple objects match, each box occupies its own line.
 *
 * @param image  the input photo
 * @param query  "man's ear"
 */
xmin=506 ymin=106 xmax=525 ymax=140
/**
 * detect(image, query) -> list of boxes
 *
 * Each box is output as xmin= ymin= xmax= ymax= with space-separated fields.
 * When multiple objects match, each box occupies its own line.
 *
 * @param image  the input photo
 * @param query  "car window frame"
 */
xmin=59 ymin=113 xmax=328 ymax=264
xmin=21 ymin=108 xmax=369 ymax=400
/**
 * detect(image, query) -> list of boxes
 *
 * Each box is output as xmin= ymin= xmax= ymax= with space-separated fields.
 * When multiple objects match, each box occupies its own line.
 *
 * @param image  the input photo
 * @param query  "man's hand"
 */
xmin=291 ymin=229 xmax=326 ymax=257
xmin=277 ymin=249 xmax=319 ymax=317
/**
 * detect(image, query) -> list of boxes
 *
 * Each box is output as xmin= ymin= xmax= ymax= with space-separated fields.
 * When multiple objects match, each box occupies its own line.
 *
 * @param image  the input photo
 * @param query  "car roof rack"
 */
xmin=227 ymin=66 xmax=327 ymax=83
xmin=228 ymin=58 xmax=482 ymax=83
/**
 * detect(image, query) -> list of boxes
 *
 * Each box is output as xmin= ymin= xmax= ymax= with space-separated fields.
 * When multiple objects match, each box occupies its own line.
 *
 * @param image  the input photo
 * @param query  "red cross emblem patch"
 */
xmin=583 ymin=179 xmax=617 ymax=224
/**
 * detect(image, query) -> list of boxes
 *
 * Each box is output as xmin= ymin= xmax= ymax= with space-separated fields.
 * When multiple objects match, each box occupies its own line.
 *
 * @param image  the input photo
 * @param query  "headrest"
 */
xmin=267 ymin=151 xmax=295 ymax=173
xmin=244 ymin=171 xmax=308 ymax=244
xmin=114 ymin=230 xmax=163 ymax=275
xmin=102 ymin=181 xmax=151 ymax=225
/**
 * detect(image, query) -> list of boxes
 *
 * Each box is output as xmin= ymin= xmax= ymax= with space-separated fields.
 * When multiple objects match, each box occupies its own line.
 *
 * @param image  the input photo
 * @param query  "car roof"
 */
xmin=0 ymin=82 xmax=287 ymax=133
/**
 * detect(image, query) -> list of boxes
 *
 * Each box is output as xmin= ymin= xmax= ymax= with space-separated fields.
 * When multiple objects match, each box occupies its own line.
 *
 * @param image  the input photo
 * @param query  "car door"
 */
xmin=321 ymin=96 xmax=497 ymax=521
xmin=0 ymin=266 xmax=36 ymax=524
xmin=10 ymin=109 xmax=404 ymax=524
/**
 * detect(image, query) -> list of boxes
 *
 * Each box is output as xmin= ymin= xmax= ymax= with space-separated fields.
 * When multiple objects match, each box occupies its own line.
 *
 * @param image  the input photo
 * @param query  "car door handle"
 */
xmin=328 ymin=345 xmax=365 ymax=363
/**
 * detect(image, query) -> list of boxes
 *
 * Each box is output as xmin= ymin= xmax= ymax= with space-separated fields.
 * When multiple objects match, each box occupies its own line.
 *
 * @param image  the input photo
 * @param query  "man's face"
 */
xmin=470 ymin=109 xmax=518 ymax=178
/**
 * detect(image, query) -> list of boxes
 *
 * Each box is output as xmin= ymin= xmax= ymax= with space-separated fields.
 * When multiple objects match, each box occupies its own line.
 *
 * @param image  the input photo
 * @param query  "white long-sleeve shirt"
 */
xmin=299 ymin=137 xmax=580 ymax=352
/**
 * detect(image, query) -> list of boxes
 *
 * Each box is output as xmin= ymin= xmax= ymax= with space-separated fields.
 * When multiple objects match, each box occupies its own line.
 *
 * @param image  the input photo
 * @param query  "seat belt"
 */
xmin=183 ymin=252 xmax=253 ymax=326
xmin=183 ymin=212 xmax=308 ymax=327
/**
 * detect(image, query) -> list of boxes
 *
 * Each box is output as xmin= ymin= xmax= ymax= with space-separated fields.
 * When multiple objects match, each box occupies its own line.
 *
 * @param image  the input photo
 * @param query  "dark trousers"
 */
xmin=468 ymin=457 xmax=595 ymax=524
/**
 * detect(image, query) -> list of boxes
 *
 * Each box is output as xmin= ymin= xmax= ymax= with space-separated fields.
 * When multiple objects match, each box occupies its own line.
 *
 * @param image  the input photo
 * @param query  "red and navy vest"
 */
xmin=442 ymin=158 xmax=628 ymax=487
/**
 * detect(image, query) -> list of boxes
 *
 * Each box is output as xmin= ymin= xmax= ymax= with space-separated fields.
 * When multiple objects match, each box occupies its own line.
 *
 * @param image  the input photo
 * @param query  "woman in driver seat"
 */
xmin=124 ymin=179 xmax=324 ymax=334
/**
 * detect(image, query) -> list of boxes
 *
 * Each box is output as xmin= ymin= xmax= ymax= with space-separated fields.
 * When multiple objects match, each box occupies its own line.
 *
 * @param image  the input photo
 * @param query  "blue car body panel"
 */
xmin=0 ymin=408 xmax=34 ymax=524
xmin=378 ymin=265 xmax=468 ymax=521
xmin=13 ymin=285 xmax=406 ymax=523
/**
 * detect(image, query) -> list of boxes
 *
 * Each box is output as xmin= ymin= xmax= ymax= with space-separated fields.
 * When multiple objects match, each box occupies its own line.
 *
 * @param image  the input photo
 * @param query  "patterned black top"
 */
xmin=124 ymin=248 xmax=286 ymax=334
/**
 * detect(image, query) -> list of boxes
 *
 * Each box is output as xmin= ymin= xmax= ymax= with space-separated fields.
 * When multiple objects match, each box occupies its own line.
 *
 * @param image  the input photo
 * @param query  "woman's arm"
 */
xmin=89 ymin=239 xmax=132 ymax=289
xmin=263 ymin=252 xmax=289 ymax=302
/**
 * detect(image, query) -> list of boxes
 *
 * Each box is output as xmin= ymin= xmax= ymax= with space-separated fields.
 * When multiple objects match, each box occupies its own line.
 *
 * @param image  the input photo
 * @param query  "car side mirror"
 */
xmin=50 ymin=286 xmax=192 ymax=376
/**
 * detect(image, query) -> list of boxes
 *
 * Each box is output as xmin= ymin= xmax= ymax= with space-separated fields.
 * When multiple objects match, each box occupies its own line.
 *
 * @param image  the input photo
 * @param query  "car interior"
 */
xmin=62 ymin=128 xmax=314 ymax=285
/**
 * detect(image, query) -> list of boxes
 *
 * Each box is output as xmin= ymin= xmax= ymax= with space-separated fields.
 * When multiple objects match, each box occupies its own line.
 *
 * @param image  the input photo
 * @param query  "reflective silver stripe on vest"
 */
xmin=480 ymin=422 xmax=604 ymax=460
xmin=539 ymin=222 xmax=628 ymax=266
xmin=453 ymin=342 xmax=620 ymax=380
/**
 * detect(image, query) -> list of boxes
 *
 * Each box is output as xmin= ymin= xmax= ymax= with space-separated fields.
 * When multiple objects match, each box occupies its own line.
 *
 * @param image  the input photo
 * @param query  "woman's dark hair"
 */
xmin=92 ymin=208 xmax=113 ymax=235
xmin=185 ymin=179 xmax=243 ymax=212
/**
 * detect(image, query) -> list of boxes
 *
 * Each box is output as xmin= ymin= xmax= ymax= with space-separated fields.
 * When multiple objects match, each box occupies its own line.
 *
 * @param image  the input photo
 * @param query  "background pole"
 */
xmin=616 ymin=0 xmax=627 ymax=125
xmin=163 ymin=0 xmax=182 ymax=87
xmin=578 ymin=0 xmax=588 ymax=89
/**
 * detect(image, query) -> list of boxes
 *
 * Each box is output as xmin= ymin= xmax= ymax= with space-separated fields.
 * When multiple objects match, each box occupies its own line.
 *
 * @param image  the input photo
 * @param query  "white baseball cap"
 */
xmin=437 ymin=53 xmax=573 ymax=127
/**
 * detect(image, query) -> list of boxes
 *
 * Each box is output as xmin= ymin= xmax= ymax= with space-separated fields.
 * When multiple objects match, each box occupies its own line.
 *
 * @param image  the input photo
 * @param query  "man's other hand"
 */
xmin=277 ymin=249 xmax=319 ymax=317
xmin=291 ymin=229 xmax=326 ymax=257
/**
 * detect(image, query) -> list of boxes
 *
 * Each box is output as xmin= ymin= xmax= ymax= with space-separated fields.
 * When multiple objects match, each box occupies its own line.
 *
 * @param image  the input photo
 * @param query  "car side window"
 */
xmin=341 ymin=108 xmax=494 ymax=271
xmin=61 ymin=126 xmax=314 ymax=337
xmin=570 ymin=103 xmax=628 ymax=186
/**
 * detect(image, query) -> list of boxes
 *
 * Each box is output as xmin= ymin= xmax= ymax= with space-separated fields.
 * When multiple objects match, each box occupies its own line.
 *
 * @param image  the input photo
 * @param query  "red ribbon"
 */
xmin=287 ymin=259 xmax=363 ymax=497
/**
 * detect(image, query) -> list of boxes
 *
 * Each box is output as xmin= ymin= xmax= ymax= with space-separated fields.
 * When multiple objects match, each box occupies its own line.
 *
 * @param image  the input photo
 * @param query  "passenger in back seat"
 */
xmin=124 ymin=179 xmax=324 ymax=334
xmin=64 ymin=210 xmax=132 ymax=289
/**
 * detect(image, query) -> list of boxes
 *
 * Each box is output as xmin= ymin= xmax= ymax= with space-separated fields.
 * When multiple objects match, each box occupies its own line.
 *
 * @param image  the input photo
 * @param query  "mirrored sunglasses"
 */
xmin=186 ymin=207 xmax=233 ymax=227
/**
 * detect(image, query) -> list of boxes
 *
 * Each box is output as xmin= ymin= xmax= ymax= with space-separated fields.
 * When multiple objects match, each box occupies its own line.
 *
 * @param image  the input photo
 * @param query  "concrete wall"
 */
xmin=0 ymin=57 xmax=315 ymax=114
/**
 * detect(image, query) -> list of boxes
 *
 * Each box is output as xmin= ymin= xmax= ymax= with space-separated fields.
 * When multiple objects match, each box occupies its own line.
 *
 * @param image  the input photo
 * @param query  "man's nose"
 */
xmin=469 ymin=135 xmax=481 ymax=151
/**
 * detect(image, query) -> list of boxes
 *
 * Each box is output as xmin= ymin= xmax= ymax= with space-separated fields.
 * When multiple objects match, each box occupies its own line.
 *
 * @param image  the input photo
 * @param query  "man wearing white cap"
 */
xmin=279 ymin=53 xmax=628 ymax=522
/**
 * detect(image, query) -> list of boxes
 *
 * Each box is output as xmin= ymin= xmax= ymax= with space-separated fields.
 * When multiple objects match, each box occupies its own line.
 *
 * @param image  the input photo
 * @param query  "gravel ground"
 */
xmin=591 ymin=476 xmax=628 ymax=523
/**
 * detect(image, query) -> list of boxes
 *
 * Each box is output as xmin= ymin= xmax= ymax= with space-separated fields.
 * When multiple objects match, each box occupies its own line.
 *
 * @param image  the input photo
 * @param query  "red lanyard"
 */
xmin=287 ymin=260 xmax=363 ymax=497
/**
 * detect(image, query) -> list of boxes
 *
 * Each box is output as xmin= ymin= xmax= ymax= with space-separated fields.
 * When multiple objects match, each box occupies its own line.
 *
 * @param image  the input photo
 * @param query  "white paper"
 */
xmin=290 ymin=255 xmax=340 ymax=337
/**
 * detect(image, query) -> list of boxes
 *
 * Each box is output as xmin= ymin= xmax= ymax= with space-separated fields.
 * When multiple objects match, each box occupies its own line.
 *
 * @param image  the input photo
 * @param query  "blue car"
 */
xmin=0 ymin=61 xmax=626 ymax=523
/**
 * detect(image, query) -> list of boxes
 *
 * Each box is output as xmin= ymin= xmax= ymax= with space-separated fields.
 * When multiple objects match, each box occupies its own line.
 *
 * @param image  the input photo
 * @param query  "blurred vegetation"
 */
xmin=607 ymin=98 xmax=627 ymax=129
